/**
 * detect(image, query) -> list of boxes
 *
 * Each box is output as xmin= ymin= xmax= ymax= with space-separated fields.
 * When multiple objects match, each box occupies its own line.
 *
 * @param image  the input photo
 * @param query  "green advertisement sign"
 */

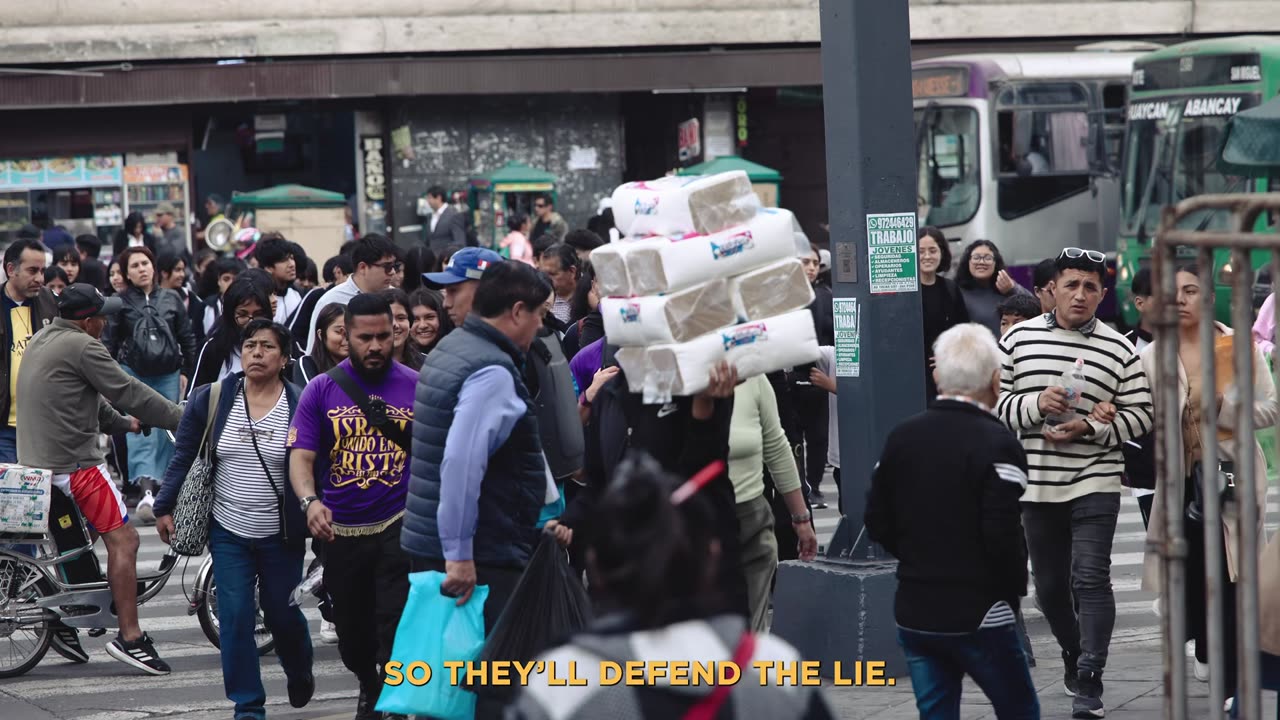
xmin=866 ymin=212 xmax=919 ymax=294
xmin=834 ymin=298 xmax=860 ymax=378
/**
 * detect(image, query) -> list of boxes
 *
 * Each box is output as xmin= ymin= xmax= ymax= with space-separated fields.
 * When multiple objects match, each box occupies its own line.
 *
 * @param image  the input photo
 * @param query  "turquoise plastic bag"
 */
xmin=376 ymin=570 xmax=489 ymax=719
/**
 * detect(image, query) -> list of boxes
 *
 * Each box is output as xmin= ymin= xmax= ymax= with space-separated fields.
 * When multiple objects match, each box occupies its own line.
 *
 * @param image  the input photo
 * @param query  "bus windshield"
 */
xmin=916 ymin=105 xmax=980 ymax=228
xmin=1123 ymin=96 xmax=1258 ymax=238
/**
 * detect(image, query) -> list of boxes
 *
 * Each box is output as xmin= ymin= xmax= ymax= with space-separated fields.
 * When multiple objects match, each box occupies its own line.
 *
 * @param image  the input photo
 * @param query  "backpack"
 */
xmin=125 ymin=297 xmax=180 ymax=376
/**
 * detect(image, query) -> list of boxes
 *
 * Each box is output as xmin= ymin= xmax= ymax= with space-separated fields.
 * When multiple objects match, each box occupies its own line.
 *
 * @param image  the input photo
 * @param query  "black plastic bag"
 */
xmin=476 ymin=532 xmax=592 ymax=699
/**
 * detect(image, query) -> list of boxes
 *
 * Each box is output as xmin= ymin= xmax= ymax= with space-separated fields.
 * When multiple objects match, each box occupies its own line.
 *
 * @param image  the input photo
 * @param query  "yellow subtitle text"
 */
xmin=383 ymin=660 xmax=896 ymax=687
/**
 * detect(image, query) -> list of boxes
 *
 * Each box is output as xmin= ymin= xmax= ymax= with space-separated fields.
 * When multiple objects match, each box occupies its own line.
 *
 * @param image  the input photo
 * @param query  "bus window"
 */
xmin=1102 ymin=82 xmax=1128 ymax=171
xmin=996 ymin=107 xmax=1092 ymax=220
xmin=916 ymin=106 xmax=980 ymax=228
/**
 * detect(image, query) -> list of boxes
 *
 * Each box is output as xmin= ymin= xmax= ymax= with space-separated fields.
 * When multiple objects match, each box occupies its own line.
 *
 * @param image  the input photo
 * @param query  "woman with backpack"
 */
xmin=105 ymin=246 xmax=198 ymax=524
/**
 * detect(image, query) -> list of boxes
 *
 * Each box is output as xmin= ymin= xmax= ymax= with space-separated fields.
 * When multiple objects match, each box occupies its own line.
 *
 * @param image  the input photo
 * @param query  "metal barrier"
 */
xmin=1152 ymin=192 xmax=1280 ymax=720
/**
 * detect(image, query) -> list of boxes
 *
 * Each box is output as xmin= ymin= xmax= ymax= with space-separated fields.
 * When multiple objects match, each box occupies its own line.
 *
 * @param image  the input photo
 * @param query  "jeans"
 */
xmin=120 ymin=366 xmax=179 ymax=485
xmin=0 ymin=425 xmax=16 ymax=463
xmin=899 ymin=624 xmax=1040 ymax=719
xmin=1022 ymin=492 xmax=1121 ymax=674
xmin=323 ymin=519 xmax=411 ymax=705
xmin=208 ymin=520 xmax=313 ymax=720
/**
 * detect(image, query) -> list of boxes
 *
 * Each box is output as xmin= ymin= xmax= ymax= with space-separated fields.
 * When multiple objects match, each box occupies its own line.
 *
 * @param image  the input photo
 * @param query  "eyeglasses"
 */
xmin=1059 ymin=247 xmax=1106 ymax=263
xmin=970 ymin=254 xmax=996 ymax=264
xmin=374 ymin=261 xmax=403 ymax=274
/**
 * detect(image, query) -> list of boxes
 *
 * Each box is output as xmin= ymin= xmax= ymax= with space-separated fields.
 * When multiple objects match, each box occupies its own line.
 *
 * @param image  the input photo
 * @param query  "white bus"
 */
xmin=913 ymin=43 xmax=1160 ymax=296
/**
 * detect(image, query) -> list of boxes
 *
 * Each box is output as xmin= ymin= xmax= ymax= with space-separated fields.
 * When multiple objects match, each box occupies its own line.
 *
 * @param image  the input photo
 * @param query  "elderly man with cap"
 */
xmin=16 ymin=283 xmax=183 ymax=675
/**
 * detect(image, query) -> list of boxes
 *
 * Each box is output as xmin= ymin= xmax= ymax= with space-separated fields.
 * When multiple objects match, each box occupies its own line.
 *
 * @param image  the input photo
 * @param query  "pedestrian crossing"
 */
xmin=811 ymin=482 xmax=1280 ymax=656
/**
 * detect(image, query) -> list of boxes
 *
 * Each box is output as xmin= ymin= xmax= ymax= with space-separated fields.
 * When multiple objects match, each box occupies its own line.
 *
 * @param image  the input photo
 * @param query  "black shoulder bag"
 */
xmin=325 ymin=366 xmax=411 ymax=453
xmin=242 ymin=382 xmax=287 ymax=538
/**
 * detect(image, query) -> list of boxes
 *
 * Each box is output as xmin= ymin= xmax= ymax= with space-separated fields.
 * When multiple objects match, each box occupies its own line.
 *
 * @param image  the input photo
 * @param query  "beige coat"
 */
xmin=1139 ymin=325 xmax=1280 ymax=653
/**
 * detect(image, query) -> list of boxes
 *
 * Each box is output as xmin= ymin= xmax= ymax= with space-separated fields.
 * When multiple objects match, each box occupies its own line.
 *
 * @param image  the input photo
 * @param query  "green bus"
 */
xmin=1117 ymin=35 xmax=1280 ymax=326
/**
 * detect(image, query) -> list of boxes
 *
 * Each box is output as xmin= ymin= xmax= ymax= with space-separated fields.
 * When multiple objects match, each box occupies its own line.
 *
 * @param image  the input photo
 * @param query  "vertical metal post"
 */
xmin=1197 ymin=250 xmax=1227 ymax=715
xmin=820 ymin=0 xmax=925 ymax=558
xmin=1231 ymin=246 xmax=1262 ymax=719
xmin=1152 ymin=213 xmax=1187 ymax=720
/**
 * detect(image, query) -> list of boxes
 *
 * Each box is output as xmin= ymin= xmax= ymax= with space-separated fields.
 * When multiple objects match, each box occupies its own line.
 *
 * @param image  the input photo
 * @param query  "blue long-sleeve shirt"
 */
xmin=438 ymin=365 xmax=528 ymax=562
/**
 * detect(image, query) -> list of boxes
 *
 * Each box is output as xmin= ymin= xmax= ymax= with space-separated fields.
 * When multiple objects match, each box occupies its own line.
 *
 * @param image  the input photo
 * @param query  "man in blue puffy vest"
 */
xmin=404 ymin=260 xmax=555 ymax=719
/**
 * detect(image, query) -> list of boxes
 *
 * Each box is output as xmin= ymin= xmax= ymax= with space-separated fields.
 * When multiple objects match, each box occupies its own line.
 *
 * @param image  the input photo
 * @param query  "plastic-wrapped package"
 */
xmin=611 ymin=171 xmax=760 ymax=238
xmin=590 ymin=237 xmax=665 ymax=298
xmin=614 ymin=347 xmax=649 ymax=393
xmin=729 ymin=258 xmax=815 ymax=322
xmin=623 ymin=309 xmax=819 ymax=404
xmin=620 ymin=208 xmax=798 ymax=296
xmin=600 ymin=278 xmax=737 ymax=347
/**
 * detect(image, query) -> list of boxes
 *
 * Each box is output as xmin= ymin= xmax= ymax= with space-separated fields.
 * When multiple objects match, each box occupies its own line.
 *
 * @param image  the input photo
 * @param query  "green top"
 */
xmin=231 ymin=184 xmax=347 ymax=209
xmin=727 ymin=374 xmax=801 ymax=504
xmin=678 ymin=156 xmax=782 ymax=182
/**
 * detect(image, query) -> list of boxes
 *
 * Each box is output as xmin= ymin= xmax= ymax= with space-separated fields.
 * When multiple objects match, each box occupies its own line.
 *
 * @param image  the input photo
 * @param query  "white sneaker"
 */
xmin=320 ymin=620 xmax=338 ymax=645
xmin=134 ymin=491 xmax=156 ymax=526
xmin=1194 ymin=660 xmax=1209 ymax=682
xmin=1153 ymin=596 xmax=1162 ymax=618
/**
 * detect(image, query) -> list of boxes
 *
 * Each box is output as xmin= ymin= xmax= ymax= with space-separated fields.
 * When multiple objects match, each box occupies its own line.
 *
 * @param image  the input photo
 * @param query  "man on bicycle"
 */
xmin=16 ymin=284 xmax=183 ymax=675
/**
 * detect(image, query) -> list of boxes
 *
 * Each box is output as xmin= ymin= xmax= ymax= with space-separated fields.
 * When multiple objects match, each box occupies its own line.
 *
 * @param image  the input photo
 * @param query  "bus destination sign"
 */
xmin=1132 ymin=52 xmax=1262 ymax=91
xmin=912 ymin=67 xmax=969 ymax=99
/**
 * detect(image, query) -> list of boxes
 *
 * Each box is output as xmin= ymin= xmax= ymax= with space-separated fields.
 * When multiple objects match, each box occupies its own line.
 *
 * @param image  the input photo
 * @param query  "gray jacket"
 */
xmin=16 ymin=319 xmax=182 ymax=474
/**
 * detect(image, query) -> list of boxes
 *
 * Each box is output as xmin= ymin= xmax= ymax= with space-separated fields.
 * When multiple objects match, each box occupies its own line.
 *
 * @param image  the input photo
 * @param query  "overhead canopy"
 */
xmin=470 ymin=161 xmax=557 ymax=191
xmin=678 ymin=156 xmax=782 ymax=182
xmin=232 ymin=184 xmax=347 ymax=209
xmin=1218 ymin=97 xmax=1280 ymax=177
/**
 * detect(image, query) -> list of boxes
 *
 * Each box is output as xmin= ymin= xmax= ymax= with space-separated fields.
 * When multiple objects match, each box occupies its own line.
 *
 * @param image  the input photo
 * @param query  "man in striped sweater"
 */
xmin=996 ymin=249 xmax=1153 ymax=720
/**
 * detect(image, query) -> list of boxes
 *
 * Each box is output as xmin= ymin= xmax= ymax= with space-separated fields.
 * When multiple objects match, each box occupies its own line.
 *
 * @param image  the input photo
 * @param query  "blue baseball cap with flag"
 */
xmin=423 ymin=247 xmax=504 ymax=287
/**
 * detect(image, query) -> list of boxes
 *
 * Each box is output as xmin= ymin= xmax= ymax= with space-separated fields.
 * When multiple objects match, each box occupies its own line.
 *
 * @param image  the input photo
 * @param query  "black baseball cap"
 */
xmin=58 ymin=284 xmax=123 ymax=320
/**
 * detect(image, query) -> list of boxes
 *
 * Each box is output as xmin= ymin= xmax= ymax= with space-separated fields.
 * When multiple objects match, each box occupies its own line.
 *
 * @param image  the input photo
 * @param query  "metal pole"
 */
xmin=1153 ymin=215 xmax=1187 ymax=720
xmin=820 ymin=0 xmax=924 ymax=559
xmin=1197 ymin=249 xmax=1227 ymax=715
xmin=1231 ymin=246 xmax=1262 ymax=719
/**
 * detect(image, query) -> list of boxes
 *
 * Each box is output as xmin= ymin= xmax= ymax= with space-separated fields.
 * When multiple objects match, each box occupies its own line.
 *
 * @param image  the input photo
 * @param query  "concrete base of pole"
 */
xmin=771 ymin=558 xmax=906 ymax=679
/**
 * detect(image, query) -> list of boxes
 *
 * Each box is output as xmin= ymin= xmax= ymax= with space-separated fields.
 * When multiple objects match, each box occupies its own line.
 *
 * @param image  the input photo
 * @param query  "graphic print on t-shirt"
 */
xmin=325 ymin=396 xmax=410 ymax=490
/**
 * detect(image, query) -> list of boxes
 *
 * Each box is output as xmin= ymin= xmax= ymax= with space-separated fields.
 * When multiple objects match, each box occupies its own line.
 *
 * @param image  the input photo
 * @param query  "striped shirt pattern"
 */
xmin=212 ymin=387 xmax=290 ymax=539
xmin=997 ymin=314 xmax=1154 ymax=503
xmin=978 ymin=601 xmax=1016 ymax=628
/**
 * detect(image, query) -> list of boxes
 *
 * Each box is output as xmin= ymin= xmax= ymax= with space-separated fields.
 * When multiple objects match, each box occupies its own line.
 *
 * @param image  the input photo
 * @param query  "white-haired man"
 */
xmin=866 ymin=323 xmax=1038 ymax=719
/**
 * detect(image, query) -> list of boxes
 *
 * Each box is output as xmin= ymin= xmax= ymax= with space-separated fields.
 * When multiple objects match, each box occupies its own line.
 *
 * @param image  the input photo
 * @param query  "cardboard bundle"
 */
xmin=594 ymin=171 xmax=820 ymax=404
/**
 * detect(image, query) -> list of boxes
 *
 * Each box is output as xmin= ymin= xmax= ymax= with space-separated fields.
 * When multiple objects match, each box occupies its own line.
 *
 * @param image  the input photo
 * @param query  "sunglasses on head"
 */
xmin=1059 ymin=247 xmax=1106 ymax=263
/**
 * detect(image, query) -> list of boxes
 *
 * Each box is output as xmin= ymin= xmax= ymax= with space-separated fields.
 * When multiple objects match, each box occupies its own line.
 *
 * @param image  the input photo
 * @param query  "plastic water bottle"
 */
xmin=1044 ymin=358 xmax=1087 ymax=428
xmin=290 ymin=563 xmax=325 ymax=607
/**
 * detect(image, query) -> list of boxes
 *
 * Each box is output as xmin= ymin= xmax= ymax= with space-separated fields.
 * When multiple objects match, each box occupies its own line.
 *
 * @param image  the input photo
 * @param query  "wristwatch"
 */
xmin=300 ymin=495 xmax=320 ymax=512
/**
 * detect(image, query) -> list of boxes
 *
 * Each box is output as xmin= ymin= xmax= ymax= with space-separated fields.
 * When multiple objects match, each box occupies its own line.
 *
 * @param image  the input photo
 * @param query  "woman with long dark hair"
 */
xmin=381 ymin=288 xmax=425 ymax=371
xmin=511 ymin=453 xmax=835 ymax=719
xmin=200 ymin=256 xmax=249 ymax=336
xmin=105 ymin=246 xmax=198 ymax=523
xmin=954 ymin=239 xmax=1030 ymax=337
xmin=113 ymin=211 xmax=153 ymax=257
xmin=293 ymin=304 xmax=348 ymax=385
xmin=157 ymin=251 xmax=207 ymax=345
xmin=561 ymin=263 xmax=601 ymax=360
xmin=189 ymin=277 xmax=274 ymax=397
xmin=407 ymin=287 xmax=451 ymax=356
xmin=53 ymin=246 xmax=81 ymax=285
xmin=918 ymin=226 xmax=969 ymax=400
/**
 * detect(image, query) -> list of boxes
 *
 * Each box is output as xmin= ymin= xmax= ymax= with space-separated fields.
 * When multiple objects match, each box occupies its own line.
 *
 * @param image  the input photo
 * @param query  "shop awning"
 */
xmin=678 ymin=156 xmax=783 ymax=181
xmin=469 ymin=162 xmax=558 ymax=192
xmin=232 ymin=184 xmax=346 ymax=209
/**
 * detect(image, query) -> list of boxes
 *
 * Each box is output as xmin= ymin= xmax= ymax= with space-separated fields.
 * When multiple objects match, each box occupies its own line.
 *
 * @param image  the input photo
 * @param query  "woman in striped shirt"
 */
xmin=154 ymin=320 xmax=314 ymax=720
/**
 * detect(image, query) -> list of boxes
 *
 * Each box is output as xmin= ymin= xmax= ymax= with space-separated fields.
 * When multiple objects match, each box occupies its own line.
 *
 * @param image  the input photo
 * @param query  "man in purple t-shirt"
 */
xmin=287 ymin=293 xmax=415 ymax=720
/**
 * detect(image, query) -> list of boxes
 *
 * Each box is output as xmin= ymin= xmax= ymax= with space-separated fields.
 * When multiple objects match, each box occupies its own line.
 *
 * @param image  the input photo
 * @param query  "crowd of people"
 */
xmin=897 ymin=229 xmax=1280 ymax=719
xmin=13 ymin=201 xmax=1280 ymax=720
xmin=3 ymin=210 xmax=840 ymax=720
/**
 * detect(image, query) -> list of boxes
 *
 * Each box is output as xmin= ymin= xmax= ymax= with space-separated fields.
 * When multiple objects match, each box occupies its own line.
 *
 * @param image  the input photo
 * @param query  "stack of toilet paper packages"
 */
xmin=595 ymin=170 xmax=820 ymax=402
xmin=0 ymin=463 xmax=52 ymax=535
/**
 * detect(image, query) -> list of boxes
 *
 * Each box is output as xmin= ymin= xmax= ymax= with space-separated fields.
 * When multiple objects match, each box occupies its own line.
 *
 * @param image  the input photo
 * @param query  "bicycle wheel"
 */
xmin=0 ymin=554 xmax=52 ymax=677
xmin=196 ymin=562 xmax=276 ymax=657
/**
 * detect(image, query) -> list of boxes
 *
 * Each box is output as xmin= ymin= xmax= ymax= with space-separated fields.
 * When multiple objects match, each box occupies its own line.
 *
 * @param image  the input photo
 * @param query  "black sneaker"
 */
xmin=353 ymin=687 xmax=378 ymax=720
xmin=49 ymin=623 xmax=89 ymax=664
xmin=105 ymin=632 xmax=171 ymax=675
xmin=1072 ymin=670 xmax=1105 ymax=718
xmin=288 ymin=671 xmax=315 ymax=709
xmin=1063 ymin=651 xmax=1080 ymax=696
